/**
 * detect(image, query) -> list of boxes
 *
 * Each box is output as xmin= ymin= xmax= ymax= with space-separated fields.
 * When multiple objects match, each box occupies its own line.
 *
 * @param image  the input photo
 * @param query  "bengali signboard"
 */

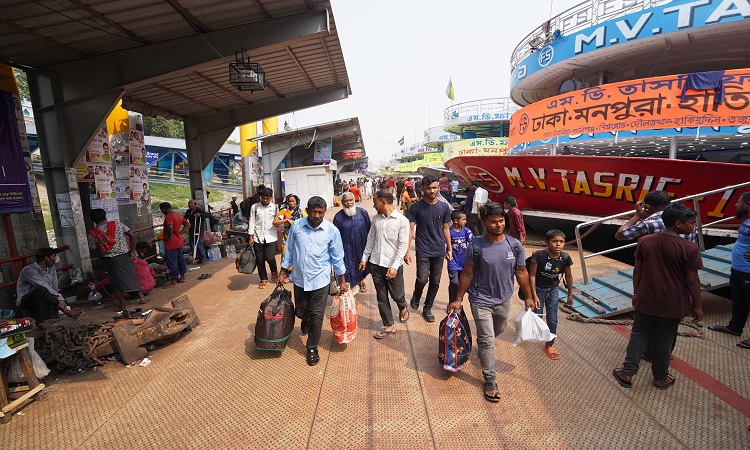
xmin=444 ymin=154 xmax=747 ymax=222
xmin=0 ymin=91 xmax=33 ymax=213
xmin=509 ymin=69 xmax=750 ymax=147
xmin=343 ymin=150 xmax=362 ymax=159
xmin=443 ymin=138 xmax=509 ymax=162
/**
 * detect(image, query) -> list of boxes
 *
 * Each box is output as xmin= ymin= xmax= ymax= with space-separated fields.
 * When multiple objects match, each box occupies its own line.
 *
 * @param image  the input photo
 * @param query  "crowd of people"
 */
xmin=12 ymin=170 xmax=750 ymax=403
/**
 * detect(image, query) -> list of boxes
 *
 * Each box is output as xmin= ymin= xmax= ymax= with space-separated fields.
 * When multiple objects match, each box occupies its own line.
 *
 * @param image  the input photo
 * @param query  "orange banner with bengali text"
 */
xmin=509 ymin=69 xmax=750 ymax=146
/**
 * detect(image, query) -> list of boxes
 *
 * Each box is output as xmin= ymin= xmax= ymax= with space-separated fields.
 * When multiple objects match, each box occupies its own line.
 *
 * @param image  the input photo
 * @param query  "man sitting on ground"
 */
xmin=16 ymin=247 xmax=83 ymax=322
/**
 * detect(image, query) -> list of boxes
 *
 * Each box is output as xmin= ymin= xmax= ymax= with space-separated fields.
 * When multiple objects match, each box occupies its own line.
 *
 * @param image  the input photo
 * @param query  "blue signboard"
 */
xmin=512 ymin=0 xmax=750 ymax=88
xmin=0 ymin=91 xmax=33 ymax=213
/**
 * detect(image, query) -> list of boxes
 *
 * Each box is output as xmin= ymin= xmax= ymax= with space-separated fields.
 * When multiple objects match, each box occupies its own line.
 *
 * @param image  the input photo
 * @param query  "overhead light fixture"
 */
xmin=229 ymin=48 xmax=266 ymax=92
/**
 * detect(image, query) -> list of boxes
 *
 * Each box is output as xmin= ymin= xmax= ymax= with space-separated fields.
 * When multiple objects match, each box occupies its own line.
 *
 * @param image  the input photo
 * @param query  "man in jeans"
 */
xmin=407 ymin=175 xmax=452 ymax=322
xmin=277 ymin=196 xmax=348 ymax=366
xmin=360 ymin=190 xmax=410 ymax=338
xmin=448 ymin=202 xmax=533 ymax=402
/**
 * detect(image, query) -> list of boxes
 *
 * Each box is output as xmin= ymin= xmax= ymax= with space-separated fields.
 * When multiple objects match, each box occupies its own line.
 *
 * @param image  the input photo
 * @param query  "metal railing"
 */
xmin=510 ymin=0 xmax=673 ymax=69
xmin=575 ymin=181 xmax=750 ymax=284
xmin=443 ymin=98 xmax=520 ymax=122
xmin=0 ymin=245 xmax=71 ymax=290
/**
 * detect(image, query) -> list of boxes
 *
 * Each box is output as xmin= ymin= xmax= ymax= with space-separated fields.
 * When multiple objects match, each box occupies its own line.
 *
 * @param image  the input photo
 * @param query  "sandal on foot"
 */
xmin=483 ymin=382 xmax=501 ymax=403
xmin=653 ymin=374 xmax=676 ymax=390
xmin=138 ymin=298 xmax=150 ymax=305
xmin=373 ymin=330 xmax=396 ymax=339
xmin=612 ymin=368 xmax=632 ymax=388
xmin=544 ymin=346 xmax=560 ymax=360
xmin=359 ymin=283 xmax=367 ymax=293
xmin=737 ymin=339 xmax=750 ymax=349
xmin=708 ymin=325 xmax=742 ymax=336
xmin=399 ymin=309 xmax=410 ymax=323
xmin=258 ymin=280 xmax=268 ymax=289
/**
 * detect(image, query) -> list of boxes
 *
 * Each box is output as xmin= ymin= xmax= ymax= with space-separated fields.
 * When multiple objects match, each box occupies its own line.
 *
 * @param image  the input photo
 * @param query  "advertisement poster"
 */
xmin=0 ymin=91 xmax=33 ymax=213
xmin=94 ymin=165 xmax=115 ymax=200
xmin=115 ymin=179 xmax=131 ymax=204
xmin=12 ymin=94 xmax=42 ymax=213
xmin=111 ymin=132 xmax=130 ymax=179
xmin=312 ymin=137 xmax=332 ymax=164
xmin=85 ymin=126 xmax=110 ymax=164
xmin=128 ymin=114 xmax=146 ymax=165
xmin=76 ymin=161 xmax=96 ymax=183
xmin=55 ymin=193 xmax=74 ymax=228
xmin=129 ymin=166 xmax=148 ymax=201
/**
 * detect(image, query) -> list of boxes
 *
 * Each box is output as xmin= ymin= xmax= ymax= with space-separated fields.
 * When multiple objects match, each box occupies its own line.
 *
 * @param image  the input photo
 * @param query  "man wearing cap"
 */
xmin=230 ymin=194 xmax=239 ymax=216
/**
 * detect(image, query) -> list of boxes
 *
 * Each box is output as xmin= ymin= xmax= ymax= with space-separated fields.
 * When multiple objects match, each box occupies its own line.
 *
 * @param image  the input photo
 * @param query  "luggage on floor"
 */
xmin=254 ymin=285 xmax=295 ymax=351
xmin=236 ymin=245 xmax=257 ymax=274
xmin=438 ymin=307 xmax=472 ymax=372
xmin=330 ymin=290 xmax=357 ymax=344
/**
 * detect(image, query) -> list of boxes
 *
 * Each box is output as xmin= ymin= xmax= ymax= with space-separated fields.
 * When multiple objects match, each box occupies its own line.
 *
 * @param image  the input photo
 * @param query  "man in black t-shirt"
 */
xmin=407 ymin=175 xmax=452 ymax=322
xmin=396 ymin=177 xmax=405 ymax=206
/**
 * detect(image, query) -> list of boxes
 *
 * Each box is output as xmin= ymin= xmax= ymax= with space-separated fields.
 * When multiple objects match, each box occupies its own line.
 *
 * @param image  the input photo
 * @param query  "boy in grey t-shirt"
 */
xmin=448 ymin=202 xmax=535 ymax=403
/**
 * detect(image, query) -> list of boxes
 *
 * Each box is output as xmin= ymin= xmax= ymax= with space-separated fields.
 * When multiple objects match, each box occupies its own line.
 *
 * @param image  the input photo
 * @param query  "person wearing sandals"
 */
xmin=274 ymin=194 xmax=306 ymax=262
xmin=16 ymin=247 xmax=84 ymax=322
xmin=276 ymin=196 xmax=348 ymax=367
xmin=447 ymin=202 xmax=533 ymax=403
xmin=708 ymin=191 xmax=750 ymax=349
xmin=360 ymin=190 xmax=410 ymax=339
xmin=333 ymin=192 xmax=371 ymax=294
xmin=88 ymin=208 xmax=148 ymax=309
xmin=528 ymin=229 xmax=573 ymax=361
xmin=612 ymin=204 xmax=703 ymax=390
xmin=249 ymin=186 xmax=279 ymax=289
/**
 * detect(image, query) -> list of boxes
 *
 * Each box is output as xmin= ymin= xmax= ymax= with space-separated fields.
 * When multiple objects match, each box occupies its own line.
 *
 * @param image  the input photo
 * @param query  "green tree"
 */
xmin=226 ymin=139 xmax=240 ymax=145
xmin=143 ymin=116 xmax=185 ymax=139
xmin=14 ymin=69 xmax=30 ymax=100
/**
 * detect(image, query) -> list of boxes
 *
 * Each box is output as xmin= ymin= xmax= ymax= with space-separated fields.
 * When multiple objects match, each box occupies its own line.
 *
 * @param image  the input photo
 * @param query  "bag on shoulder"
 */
xmin=254 ymin=285 xmax=295 ymax=351
xmin=235 ymin=245 xmax=257 ymax=274
xmin=438 ymin=307 xmax=472 ymax=372
xmin=89 ymin=221 xmax=117 ymax=253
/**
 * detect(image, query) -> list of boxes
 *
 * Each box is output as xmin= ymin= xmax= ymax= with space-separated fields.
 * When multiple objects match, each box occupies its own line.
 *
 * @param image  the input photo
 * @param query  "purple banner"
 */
xmin=0 ymin=90 xmax=32 ymax=213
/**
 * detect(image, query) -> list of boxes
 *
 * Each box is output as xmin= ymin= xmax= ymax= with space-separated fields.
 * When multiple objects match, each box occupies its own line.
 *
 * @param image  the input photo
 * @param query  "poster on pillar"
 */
xmin=94 ymin=165 xmax=115 ymax=200
xmin=111 ymin=132 xmax=130 ymax=179
xmin=313 ymin=137 xmax=332 ymax=164
xmin=86 ymin=126 xmax=111 ymax=164
xmin=115 ymin=179 xmax=130 ymax=204
xmin=0 ymin=90 xmax=33 ymax=213
xmin=129 ymin=166 xmax=148 ymax=201
xmin=128 ymin=114 xmax=146 ymax=165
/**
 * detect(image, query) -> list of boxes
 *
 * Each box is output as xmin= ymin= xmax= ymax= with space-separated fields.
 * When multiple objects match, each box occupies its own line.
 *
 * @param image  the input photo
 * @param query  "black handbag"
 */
xmin=328 ymin=268 xmax=340 ymax=296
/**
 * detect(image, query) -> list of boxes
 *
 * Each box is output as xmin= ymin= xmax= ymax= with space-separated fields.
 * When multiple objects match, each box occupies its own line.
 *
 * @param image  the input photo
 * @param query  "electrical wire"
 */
xmin=647 ymin=42 xmax=672 ymax=78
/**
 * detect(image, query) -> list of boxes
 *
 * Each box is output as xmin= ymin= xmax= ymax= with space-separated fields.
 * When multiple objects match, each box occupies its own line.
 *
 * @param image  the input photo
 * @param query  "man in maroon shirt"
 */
xmin=612 ymin=203 xmax=703 ymax=390
xmin=503 ymin=197 xmax=526 ymax=245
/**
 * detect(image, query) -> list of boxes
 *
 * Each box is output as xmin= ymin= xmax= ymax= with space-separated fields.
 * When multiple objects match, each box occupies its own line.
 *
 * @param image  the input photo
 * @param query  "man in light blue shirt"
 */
xmin=277 ymin=196 xmax=348 ymax=366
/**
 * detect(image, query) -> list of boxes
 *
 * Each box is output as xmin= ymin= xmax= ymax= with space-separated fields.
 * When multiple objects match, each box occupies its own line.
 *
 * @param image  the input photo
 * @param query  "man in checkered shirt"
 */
xmin=615 ymin=191 xmax=698 ymax=245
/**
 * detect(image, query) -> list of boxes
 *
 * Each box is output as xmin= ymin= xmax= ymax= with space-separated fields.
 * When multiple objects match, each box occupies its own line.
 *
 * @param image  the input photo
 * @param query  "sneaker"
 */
xmin=301 ymin=320 xmax=309 ymax=336
xmin=306 ymin=347 xmax=320 ymax=366
xmin=422 ymin=308 xmax=435 ymax=322
xmin=410 ymin=297 xmax=420 ymax=311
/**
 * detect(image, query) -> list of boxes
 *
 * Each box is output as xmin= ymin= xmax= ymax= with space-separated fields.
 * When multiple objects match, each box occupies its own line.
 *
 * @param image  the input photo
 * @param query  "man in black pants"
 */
xmin=276 ymin=196 xmax=348 ymax=366
xmin=249 ymin=186 xmax=279 ymax=289
xmin=406 ymin=175 xmax=452 ymax=322
xmin=16 ymin=247 xmax=83 ymax=322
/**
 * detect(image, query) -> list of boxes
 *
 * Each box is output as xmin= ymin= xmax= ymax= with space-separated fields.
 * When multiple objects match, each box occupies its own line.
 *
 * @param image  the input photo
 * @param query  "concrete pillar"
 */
xmin=183 ymin=119 xmax=233 ymax=210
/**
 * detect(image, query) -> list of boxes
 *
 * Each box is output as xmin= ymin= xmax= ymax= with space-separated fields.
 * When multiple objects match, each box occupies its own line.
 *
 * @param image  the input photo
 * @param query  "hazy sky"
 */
xmin=234 ymin=0 xmax=582 ymax=163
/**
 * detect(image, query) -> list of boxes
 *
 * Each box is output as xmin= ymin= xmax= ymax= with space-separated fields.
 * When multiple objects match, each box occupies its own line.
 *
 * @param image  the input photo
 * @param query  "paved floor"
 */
xmin=2 ymin=198 xmax=749 ymax=449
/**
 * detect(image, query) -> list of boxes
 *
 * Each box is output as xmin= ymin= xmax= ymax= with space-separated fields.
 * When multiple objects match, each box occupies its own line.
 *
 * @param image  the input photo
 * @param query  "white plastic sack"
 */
xmin=513 ymin=308 xmax=556 ymax=347
xmin=7 ymin=338 xmax=51 ymax=382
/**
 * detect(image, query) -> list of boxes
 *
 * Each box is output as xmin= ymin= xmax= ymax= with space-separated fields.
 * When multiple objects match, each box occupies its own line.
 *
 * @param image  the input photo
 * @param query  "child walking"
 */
xmin=528 ymin=229 xmax=574 ymax=360
xmin=447 ymin=211 xmax=474 ymax=303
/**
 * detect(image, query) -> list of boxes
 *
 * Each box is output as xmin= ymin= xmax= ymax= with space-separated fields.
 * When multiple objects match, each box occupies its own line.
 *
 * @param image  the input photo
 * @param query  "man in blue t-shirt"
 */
xmin=448 ymin=202 xmax=534 ymax=403
xmin=709 ymin=192 xmax=750 ymax=349
xmin=407 ymin=175 xmax=452 ymax=322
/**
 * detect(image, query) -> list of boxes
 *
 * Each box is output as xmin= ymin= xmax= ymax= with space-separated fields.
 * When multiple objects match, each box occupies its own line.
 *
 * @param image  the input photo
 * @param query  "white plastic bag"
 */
xmin=7 ymin=337 xmax=51 ymax=382
xmin=513 ymin=308 xmax=556 ymax=347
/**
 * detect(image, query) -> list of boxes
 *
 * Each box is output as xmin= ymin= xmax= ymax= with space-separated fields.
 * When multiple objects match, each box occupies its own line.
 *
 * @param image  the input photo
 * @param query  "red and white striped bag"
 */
xmin=330 ymin=290 xmax=357 ymax=344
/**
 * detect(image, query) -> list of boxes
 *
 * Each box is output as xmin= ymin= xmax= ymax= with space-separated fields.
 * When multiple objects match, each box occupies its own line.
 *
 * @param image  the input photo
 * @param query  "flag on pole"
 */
xmin=445 ymin=78 xmax=455 ymax=101
xmin=398 ymin=136 xmax=405 ymax=146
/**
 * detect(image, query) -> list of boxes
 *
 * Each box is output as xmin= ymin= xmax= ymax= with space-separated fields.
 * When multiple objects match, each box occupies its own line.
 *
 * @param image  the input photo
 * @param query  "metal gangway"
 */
xmin=564 ymin=182 xmax=750 ymax=318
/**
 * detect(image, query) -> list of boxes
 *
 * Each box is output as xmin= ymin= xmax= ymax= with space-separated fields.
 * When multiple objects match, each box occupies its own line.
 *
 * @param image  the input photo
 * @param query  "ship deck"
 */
xmin=2 ymin=198 xmax=749 ymax=449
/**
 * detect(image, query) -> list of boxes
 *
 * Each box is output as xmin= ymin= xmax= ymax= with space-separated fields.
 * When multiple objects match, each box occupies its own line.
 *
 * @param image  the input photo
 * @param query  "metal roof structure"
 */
xmin=1 ymin=0 xmax=350 ymax=120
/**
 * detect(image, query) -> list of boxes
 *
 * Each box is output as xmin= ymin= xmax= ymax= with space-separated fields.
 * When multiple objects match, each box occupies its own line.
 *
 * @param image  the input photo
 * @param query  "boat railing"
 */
xmin=575 ymin=181 xmax=750 ymax=284
xmin=511 ymin=0 xmax=673 ymax=69
xmin=443 ymin=98 xmax=520 ymax=122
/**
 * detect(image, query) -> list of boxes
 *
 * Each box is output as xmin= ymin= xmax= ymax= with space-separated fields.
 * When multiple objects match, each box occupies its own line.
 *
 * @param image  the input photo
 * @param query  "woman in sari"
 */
xmin=273 ymin=194 xmax=306 ymax=259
